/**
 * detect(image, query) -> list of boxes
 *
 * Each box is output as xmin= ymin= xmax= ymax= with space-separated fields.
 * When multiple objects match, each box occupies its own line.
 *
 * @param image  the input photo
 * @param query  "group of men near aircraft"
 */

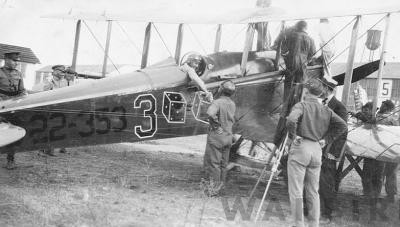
xmin=0 ymin=18 xmax=398 ymax=227
xmin=181 ymin=19 xmax=398 ymax=227
xmin=0 ymin=54 xmax=75 ymax=167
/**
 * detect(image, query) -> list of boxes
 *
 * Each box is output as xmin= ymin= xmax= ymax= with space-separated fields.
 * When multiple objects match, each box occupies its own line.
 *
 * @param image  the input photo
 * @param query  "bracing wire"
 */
xmin=306 ymin=16 xmax=357 ymax=68
xmin=152 ymin=23 xmax=174 ymax=58
xmin=328 ymin=14 xmax=387 ymax=65
xmin=82 ymin=20 xmax=121 ymax=74
xmin=347 ymin=104 xmax=400 ymax=135
xmin=115 ymin=21 xmax=143 ymax=57
xmin=280 ymin=16 xmax=356 ymax=76
xmin=187 ymin=24 xmax=208 ymax=55
xmin=223 ymin=25 xmax=247 ymax=50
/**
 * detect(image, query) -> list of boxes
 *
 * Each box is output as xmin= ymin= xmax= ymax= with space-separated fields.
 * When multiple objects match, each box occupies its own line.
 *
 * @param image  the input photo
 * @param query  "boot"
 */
xmin=6 ymin=153 xmax=16 ymax=170
xmin=5 ymin=160 xmax=16 ymax=170
xmin=44 ymin=148 xmax=55 ymax=156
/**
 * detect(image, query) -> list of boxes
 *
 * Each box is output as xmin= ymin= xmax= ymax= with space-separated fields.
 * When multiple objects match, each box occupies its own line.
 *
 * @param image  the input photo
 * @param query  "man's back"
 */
xmin=285 ymin=31 xmax=316 ymax=72
xmin=286 ymin=97 xmax=347 ymax=143
xmin=207 ymin=96 xmax=236 ymax=134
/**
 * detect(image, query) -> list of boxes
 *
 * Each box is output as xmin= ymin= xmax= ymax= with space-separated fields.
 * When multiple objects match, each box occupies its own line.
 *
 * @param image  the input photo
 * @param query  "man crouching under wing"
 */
xmin=202 ymin=80 xmax=236 ymax=197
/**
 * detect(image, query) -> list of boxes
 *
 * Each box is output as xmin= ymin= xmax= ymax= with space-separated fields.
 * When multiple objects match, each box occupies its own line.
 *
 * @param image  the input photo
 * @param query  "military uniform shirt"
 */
xmin=0 ymin=67 xmax=25 ymax=98
xmin=286 ymin=96 xmax=347 ymax=144
xmin=43 ymin=78 xmax=70 ymax=91
xmin=206 ymin=96 xmax=236 ymax=134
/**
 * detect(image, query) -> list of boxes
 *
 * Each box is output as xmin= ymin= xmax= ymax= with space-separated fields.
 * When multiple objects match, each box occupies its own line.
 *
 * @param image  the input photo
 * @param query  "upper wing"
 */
xmin=42 ymin=6 xmax=400 ymax=24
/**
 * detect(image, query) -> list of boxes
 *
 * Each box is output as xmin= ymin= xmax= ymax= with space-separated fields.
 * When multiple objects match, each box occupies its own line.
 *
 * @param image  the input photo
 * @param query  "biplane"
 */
xmin=1 ymin=2 xmax=400 ymax=189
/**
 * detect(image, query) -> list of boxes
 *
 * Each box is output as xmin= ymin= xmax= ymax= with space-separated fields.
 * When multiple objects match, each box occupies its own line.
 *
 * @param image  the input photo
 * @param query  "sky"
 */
xmin=1 ymin=0 xmax=400 ymax=86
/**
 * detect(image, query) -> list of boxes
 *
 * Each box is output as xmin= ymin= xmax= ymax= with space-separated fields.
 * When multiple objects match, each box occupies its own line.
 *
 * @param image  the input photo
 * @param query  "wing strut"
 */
xmin=71 ymin=20 xmax=81 ymax=70
xmin=274 ymin=21 xmax=285 ymax=71
xmin=174 ymin=24 xmax=184 ymax=64
xmin=341 ymin=16 xmax=361 ymax=106
xmin=102 ymin=20 xmax=113 ymax=78
xmin=240 ymin=23 xmax=255 ymax=76
xmin=372 ymin=13 xmax=391 ymax=112
xmin=214 ymin=24 xmax=222 ymax=53
xmin=336 ymin=16 xmax=361 ymax=189
xmin=141 ymin=22 xmax=152 ymax=69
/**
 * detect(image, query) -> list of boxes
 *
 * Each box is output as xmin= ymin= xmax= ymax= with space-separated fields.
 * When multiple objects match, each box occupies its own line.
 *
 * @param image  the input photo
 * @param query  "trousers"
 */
xmin=384 ymin=162 xmax=398 ymax=196
xmin=288 ymin=138 xmax=322 ymax=227
xmin=203 ymin=131 xmax=232 ymax=183
xmin=319 ymin=158 xmax=337 ymax=218
xmin=362 ymin=158 xmax=384 ymax=198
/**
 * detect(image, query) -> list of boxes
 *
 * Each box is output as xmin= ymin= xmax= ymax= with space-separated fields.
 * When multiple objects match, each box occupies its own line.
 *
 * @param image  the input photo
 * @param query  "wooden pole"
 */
xmin=174 ymin=24 xmax=184 ymax=65
xmin=102 ymin=20 xmax=113 ymax=78
xmin=240 ymin=24 xmax=255 ymax=76
xmin=214 ymin=24 xmax=222 ymax=53
xmin=372 ymin=13 xmax=391 ymax=113
xmin=141 ymin=23 xmax=152 ymax=69
xmin=71 ymin=20 xmax=81 ymax=71
xmin=336 ymin=16 xmax=361 ymax=191
xmin=341 ymin=16 xmax=361 ymax=107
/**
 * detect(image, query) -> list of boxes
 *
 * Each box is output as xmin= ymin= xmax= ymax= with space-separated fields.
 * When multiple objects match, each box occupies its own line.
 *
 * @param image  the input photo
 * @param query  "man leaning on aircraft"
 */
xmin=179 ymin=54 xmax=213 ymax=102
xmin=0 ymin=52 xmax=27 ymax=169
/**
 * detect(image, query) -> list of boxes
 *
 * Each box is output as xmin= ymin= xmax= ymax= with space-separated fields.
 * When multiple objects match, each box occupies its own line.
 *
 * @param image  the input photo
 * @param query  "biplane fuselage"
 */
xmin=0 ymin=54 xmax=285 ymax=153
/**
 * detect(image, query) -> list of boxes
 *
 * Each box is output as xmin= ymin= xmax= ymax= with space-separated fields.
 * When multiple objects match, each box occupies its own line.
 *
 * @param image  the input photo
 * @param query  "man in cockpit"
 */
xmin=180 ymin=54 xmax=213 ymax=102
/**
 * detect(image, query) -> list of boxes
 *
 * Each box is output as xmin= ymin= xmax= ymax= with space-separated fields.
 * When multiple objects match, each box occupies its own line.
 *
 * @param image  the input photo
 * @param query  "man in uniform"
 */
xmin=286 ymin=78 xmax=347 ymax=227
xmin=42 ymin=64 xmax=73 ymax=155
xmin=319 ymin=79 xmax=348 ymax=222
xmin=43 ymin=65 xmax=68 ymax=90
xmin=376 ymin=100 xmax=399 ymax=203
xmin=274 ymin=20 xmax=316 ymax=101
xmin=202 ymin=80 xmax=236 ymax=197
xmin=180 ymin=54 xmax=213 ymax=102
xmin=274 ymin=20 xmax=316 ymax=146
xmin=273 ymin=21 xmax=317 ymax=184
xmin=0 ymin=52 xmax=27 ymax=169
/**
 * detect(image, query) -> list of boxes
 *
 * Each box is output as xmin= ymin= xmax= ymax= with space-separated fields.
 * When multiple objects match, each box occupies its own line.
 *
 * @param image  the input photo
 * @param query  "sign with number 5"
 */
xmin=380 ymin=79 xmax=392 ymax=99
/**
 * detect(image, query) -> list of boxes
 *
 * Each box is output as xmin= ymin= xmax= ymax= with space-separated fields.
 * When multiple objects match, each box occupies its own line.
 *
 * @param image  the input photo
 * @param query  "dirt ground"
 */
xmin=0 ymin=135 xmax=399 ymax=227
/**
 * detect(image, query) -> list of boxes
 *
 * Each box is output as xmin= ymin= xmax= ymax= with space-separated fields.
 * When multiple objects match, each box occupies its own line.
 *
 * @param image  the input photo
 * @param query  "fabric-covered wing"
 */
xmin=42 ymin=6 xmax=400 ymax=24
xmin=232 ymin=78 xmax=283 ymax=142
xmin=346 ymin=124 xmax=400 ymax=163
